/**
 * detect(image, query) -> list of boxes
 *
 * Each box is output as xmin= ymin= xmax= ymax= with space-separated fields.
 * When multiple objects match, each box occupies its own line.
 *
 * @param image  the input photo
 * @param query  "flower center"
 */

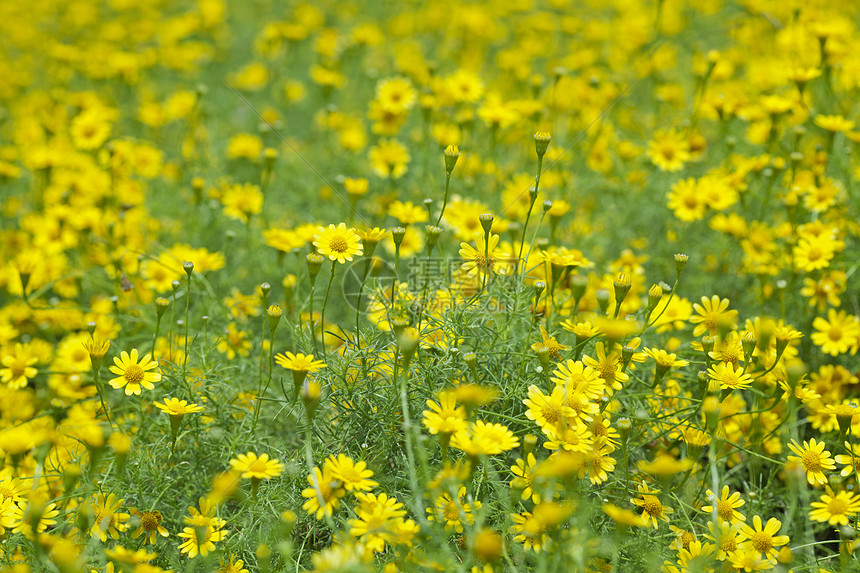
xmin=828 ymin=497 xmax=849 ymax=515
xmin=642 ymin=496 xmax=662 ymax=517
xmin=124 ymin=364 xmax=145 ymax=384
xmin=444 ymin=500 xmax=460 ymax=522
xmin=142 ymin=513 xmax=160 ymax=530
xmin=717 ymin=500 xmax=734 ymax=521
xmin=541 ymin=405 xmax=560 ymax=425
xmin=749 ymin=532 xmax=772 ymax=553
xmin=329 ymin=236 xmax=349 ymax=253
xmin=829 ymin=326 xmax=843 ymax=341
xmin=801 ymin=449 xmax=822 ymax=471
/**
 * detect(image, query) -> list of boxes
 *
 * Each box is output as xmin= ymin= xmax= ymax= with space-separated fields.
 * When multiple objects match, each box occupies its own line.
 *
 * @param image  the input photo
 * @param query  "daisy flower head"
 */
xmin=648 ymin=128 xmax=690 ymax=172
xmin=154 ymin=397 xmax=204 ymax=417
xmin=0 ymin=343 xmax=38 ymax=390
xmin=706 ymin=362 xmax=754 ymax=393
xmin=690 ymin=295 xmax=738 ymax=337
xmin=450 ymin=421 xmax=519 ymax=456
xmin=108 ymin=349 xmax=161 ymax=395
xmin=811 ymin=309 xmax=860 ymax=356
xmin=129 ymin=508 xmax=169 ymax=544
xmin=313 ymin=223 xmax=363 ymax=264
xmin=809 ymin=488 xmax=860 ymax=526
xmin=426 ymin=486 xmax=481 ymax=533
xmin=325 ymin=454 xmax=378 ymax=492
xmin=301 ymin=466 xmax=346 ymax=520
xmin=787 ymin=438 xmax=835 ymax=485
xmin=88 ymin=493 xmax=130 ymax=542
xmin=702 ymin=485 xmax=745 ymax=524
xmin=229 ymin=452 xmax=284 ymax=480
xmin=740 ymin=515 xmax=790 ymax=559
xmin=630 ymin=481 xmax=673 ymax=528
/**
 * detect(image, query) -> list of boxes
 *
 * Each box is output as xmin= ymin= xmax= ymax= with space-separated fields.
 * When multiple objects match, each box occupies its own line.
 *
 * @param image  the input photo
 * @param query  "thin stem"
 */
xmin=92 ymin=364 xmax=114 ymax=430
xmin=319 ymin=261 xmax=337 ymax=358
xmin=436 ymin=172 xmax=452 ymax=226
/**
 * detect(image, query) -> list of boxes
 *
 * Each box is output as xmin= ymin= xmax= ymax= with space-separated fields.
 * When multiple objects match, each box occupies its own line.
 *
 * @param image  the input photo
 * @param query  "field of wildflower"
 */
xmin=1 ymin=0 xmax=860 ymax=571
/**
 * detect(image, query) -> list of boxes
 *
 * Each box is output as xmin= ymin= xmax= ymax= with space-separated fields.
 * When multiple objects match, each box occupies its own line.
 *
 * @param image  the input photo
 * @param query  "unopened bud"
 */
xmin=306 ymin=253 xmax=324 ymax=282
xmin=444 ymin=145 xmax=460 ymax=174
xmin=479 ymin=213 xmax=494 ymax=235
xmin=534 ymin=131 xmax=552 ymax=158
xmin=674 ymin=254 xmax=688 ymax=277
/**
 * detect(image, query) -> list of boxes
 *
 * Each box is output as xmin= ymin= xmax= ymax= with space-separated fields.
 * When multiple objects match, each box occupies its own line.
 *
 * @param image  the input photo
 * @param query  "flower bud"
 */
xmin=595 ymin=289 xmax=611 ymax=315
xmin=534 ymin=131 xmax=552 ymax=158
xmin=742 ymin=332 xmax=757 ymax=362
xmin=267 ymin=304 xmax=282 ymax=333
xmin=479 ymin=213 xmax=494 ymax=235
xmin=674 ymin=253 xmax=688 ymax=277
xmin=444 ymin=145 xmax=460 ymax=174
xmin=647 ymin=284 xmax=663 ymax=313
xmin=425 ymin=225 xmax=443 ymax=252
xmin=613 ymin=273 xmax=632 ymax=306
xmin=155 ymin=297 xmax=170 ymax=317
xmin=183 ymin=261 xmax=194 ymax=276
xmin=391 ymin=227 xmax=407 ymax=248
xmin=306 ymin=253 xmax=324 ymax=282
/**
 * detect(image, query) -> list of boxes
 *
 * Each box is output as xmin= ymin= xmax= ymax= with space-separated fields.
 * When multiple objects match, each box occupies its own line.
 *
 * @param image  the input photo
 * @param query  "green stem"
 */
xmin=436 ymin=172 xmax=452 ymax=226
xmin=319 ymin=261 xmax=337 ymax=358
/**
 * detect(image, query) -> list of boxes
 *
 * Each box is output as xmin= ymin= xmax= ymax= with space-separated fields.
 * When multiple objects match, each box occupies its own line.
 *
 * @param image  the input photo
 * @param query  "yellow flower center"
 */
xmin=829 ymin=326 xmax=843 ymax=341
xmin=541 ymin=405 xmax=561 ymax=425
xmin=443 ymin=500 xmax=461 ymax=522
xmin=828 ymin=496 xmax=849 ymax=515
xmin=719 ymin=535 xmax=737 ymax=553
xmin=124 ymin=364 xmax=145 ymax=384
xmin=801 ymin=449 xmax=822 ymax=471
xmin=329 ymin=236 xmax=349 ymax=253
xmin=717 ymin=500 xmax=734 ymax=521
xmin=749 ymin=531 xmax=772 ymax=553
xmin=642 ymin=496 xmax=663 ymax=517
xmin=141 ymin=512 xmax=160 ymax=530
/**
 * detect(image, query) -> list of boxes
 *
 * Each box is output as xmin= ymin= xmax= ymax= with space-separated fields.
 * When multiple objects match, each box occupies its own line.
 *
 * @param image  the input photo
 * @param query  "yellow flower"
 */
xmin=426 ymin=486 xmax=481 ymax=533
xmin=739 ymin=515 xmax=790 ymax=559
xmin=88 ymin=493 xmax=130 ymax=542
xmin=154 ymin=398 xmax=204 ymax=416
xmin=388 ymin=200 xmax=429 ymax=224
xmin=814 ymin=114 xmax=855 ymax=133
xmin=787 ymin=438 xmax=835 ymax=485
xmin=706 ymin=362 xmax=754 ymax=392
xmin=667 ymin=178 xmax=707 ymax=221
xmin=70 ymin=107 xmax=113 ymax=150
xmin=274 ymin=352 xmax=326 ymax=373
xmin=648 ymin=129 xmax=690 ymax=172
xmin=459 ymin=233 xmax=511 ymax=282
xmin=301 ymin=466 xmax=346 ymax=520
xmin=811 ymin=309 xmax=860 ymax=356
xmin=226 ymin=133 xmax=263 ymax=160
xmin=313 ymin=223 xmax=364 ymax=263
xmin=369 ymin=139 xmax=410 ymax=179
xmin=809 ymin=489 xmax=860 ymax=526
xmin=129 ymin=509 xmax=169 ymax=545
xmin=630 ymin=482 xmax=673 ymax=528
xmin=602 ymin=503 xmax=647 ymax=527
xmin=702 ymin=485 xmax=745 ymax=523
xmin=221 ymin=183 xmax=263 ymax=223
xmin=325 ymin=454 xmax=378 ymax=492
xmin=450 ymin=421 xmax=519 ymax=456
xmin=229 ymin=452 xmax=284 ymax=480
xmin=690 ymin=295 xmax=737 ymax=337
xmin=108 ymin=349 xmax=161 ymax=395
xmin=0 ymin=343 xmax=38 ymax=390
